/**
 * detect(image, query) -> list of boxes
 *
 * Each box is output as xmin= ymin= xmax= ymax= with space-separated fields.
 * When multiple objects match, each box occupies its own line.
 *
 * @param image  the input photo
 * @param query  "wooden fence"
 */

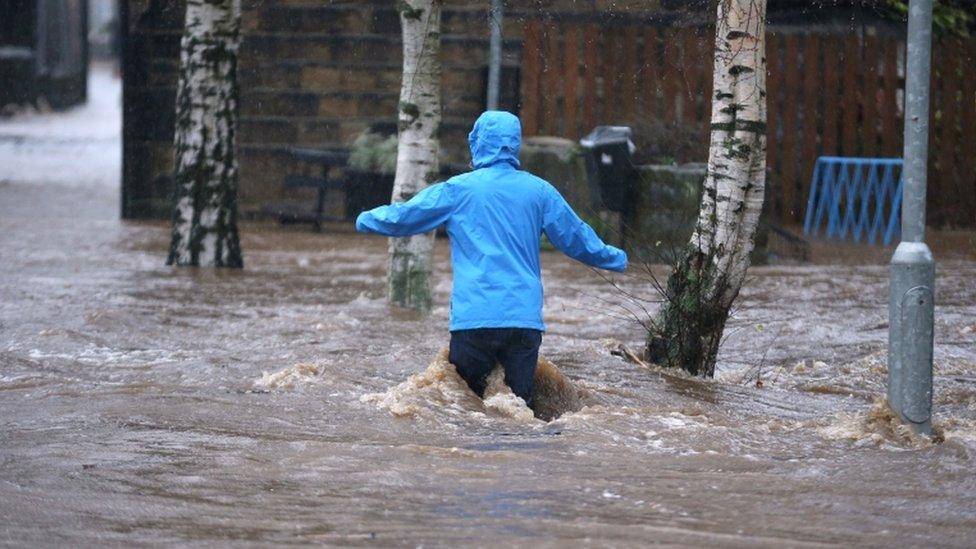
xmin=520 ymin=21 xmax=976 ymax=227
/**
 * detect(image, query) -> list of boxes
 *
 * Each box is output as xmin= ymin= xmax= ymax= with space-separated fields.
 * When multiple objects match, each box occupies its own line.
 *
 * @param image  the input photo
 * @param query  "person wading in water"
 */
xmin=357 ymin=111 xmax=627 ymax=407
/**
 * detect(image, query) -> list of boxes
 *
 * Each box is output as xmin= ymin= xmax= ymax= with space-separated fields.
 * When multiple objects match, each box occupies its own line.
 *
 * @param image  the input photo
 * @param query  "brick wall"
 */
xmin=121 ymin=0 xmax=701 ymax=219
xmin=234 ymin=1 xmax=505 ymax=211
xmin=121 ymin=0 xmax=183 ymax=218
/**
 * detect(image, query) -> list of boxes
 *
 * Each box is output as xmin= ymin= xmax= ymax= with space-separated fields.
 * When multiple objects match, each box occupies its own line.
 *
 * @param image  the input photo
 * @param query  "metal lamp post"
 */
xmin=486 ymin=0 xmax=503 ymax=110
xmin=888 ymin=0 xmax=936 ymax=435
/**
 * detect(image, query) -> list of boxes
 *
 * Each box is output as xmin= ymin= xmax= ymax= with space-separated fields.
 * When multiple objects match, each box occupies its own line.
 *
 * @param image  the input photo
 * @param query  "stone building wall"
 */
xmin=120 ymin=0 xmax=183 ymax=218
xmin=120 ymin=0 xmax=695 ymax=218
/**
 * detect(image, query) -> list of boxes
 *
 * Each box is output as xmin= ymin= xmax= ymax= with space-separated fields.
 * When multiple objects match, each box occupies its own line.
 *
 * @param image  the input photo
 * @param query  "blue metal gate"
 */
xmin=802 ymin=157 xmax=904 ymax=246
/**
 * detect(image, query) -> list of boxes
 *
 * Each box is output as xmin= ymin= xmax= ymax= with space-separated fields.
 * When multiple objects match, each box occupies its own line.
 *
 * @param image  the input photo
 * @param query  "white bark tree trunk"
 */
xmin=646 ymin=0 xmax=767 ymax=376
xmin=167 ymin=0 xmax=243 ymax=268
xmin=388 ymin=0 xmax=442 ymax=311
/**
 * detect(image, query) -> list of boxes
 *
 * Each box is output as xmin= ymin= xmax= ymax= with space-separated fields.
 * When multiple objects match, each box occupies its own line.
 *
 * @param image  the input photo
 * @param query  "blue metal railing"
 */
xmin=802 ymin=156 xmax=904 ymax=246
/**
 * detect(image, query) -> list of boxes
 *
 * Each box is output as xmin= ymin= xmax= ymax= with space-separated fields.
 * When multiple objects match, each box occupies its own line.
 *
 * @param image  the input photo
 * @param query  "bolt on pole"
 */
xmin=486 ymin=0 xmax=503 ymax=111
xmin=888 ymin=0 xmax=936 ymax=435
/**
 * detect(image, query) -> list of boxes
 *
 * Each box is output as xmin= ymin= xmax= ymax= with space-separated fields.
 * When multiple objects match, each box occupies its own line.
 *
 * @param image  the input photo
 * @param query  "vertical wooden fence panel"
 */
xmin=780 ymin=34 xmax=801 ymax=222
xmin=681 ymin=30 xmax=700 ymax=125
xmin=937 ymin=39 xmax=957 ymax=225
xmin=543 ymin=27 xmax=561 ymax=135
xmin=622 ymin=27 xmax=638 ymax=119
xmin=642 ymin=27 xmax=659 ymax=121
xmin=821 ymin=38 xmax=841 ymax=156
xmin=701 ymin=30 xmax=714 ymax=145
xmin=582 ymin=24 xmax=598 ymax=134
xmin=944 ymin=39 xmax=959 ymax=226
xmin=603 ymin=32 xmax=618 ymax=123
xmin=922 ymin=38 xmax=937 ymax=223
xmin=521 ymin=22 xmax=541 ymax=135
xmin=841 ymin=35 xmax=860 ymax=156
xmin=563 ymin=25 xmax=580 ymax=139
xmin=961 ymin=40 xmax=976 ymax=225
xmin=661 ymin=29 xmax=680 ymax=123
xmin=801 ymin=34 xmax=821 ymax=206
xmin=880 ymin=40 xmax=901 ymax=157
xmin=861 ymin=35 xmax=879 ymax=158
xmin=765 ymin=33 xmax=782 ymax=208
xmin=927 ymin=37 xmax=945 ymax=225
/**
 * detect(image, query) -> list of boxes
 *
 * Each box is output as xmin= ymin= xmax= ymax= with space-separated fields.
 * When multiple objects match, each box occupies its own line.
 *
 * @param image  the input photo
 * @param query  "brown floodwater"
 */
xmin=3 ymin=70 xmax=976 ymax=547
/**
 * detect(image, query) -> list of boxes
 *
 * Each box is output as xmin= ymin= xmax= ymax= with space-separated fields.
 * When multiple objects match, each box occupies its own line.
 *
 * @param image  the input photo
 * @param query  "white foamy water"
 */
xmin=360 ymin=350 xmax=586 ymax=423
xmin=254 ymin=363 xmax=323 ymax=390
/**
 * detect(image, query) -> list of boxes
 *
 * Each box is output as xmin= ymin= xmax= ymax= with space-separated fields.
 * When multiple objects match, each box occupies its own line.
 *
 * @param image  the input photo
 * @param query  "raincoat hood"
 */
xmin=468 ymin=111 xmax=521 ymax=169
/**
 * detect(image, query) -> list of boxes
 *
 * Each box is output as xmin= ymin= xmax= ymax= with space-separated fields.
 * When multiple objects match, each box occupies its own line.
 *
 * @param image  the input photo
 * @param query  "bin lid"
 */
xmin=0 ymin=46 xmax=35 ymax=60
xmin=579 ymin=126 xmax=636 ymax=153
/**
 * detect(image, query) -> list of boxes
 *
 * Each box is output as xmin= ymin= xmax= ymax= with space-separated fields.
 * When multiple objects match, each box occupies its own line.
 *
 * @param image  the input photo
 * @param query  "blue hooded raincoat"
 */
xmin=356 ymin=111 xmax=627 ymax=331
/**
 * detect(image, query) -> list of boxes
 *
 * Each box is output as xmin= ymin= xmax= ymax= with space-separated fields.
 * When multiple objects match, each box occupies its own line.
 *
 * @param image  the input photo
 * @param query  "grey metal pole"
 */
xmin=888 ymin=0 xmax=936 ymax=435
xmin=486 ymin=0 xmax=503 ymax=110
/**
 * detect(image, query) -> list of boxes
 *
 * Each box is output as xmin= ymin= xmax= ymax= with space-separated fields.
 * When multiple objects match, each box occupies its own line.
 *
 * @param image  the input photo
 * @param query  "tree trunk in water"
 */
xmin=388 ymin=0 xmax=442 ymax=312
xmin=166 ymin=0 xmax=243 ymax=268
xmin=646 ymin=0 xmax=767 ymax=377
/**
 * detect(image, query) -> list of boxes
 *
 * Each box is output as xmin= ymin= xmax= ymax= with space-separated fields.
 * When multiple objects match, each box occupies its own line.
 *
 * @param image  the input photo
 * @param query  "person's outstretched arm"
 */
xmin=542 ymin=185 xmax=628 ymax=272
xmin=356 ymin=183 xmax=454 ymax=236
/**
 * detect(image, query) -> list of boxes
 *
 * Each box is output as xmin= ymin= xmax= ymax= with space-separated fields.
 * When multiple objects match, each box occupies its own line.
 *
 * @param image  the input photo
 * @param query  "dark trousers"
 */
xmin=449 ymin=328 xmax=543 ymax=406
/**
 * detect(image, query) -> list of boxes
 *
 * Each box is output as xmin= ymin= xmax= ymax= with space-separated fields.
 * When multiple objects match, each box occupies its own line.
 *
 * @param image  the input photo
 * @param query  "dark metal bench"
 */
xmin=269 ymin=146 xmax=470 ymax=231
xmin=267 ymin=147 xmax=350 ymax=231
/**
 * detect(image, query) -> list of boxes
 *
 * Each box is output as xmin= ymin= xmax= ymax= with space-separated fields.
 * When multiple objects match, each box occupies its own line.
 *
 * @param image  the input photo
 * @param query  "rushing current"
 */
xmin=2 ymin=67 xmax=975 ymax=546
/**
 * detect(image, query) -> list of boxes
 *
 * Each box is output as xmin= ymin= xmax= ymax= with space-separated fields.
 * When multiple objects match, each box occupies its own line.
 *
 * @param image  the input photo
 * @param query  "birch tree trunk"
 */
xmin=166 ymin=0 xmax=243 ymax=268
xmin=388 ymin=0 xmax=442 ymax=311
xmin=645 ymin=0 xmax=767 ymax=377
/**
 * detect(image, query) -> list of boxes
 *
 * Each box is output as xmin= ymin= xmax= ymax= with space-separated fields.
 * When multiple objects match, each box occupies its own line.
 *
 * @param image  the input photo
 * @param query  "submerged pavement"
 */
xmin=2 ymin=66 xmax=976 ymax=546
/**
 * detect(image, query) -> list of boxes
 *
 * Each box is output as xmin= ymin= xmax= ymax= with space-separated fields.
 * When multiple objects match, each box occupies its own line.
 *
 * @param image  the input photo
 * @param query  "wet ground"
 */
xmin=2 ymin=67 xmax=975 ymax=546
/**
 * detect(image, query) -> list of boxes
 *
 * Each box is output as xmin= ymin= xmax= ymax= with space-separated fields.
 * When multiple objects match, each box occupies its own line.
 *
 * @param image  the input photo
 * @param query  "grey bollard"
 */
xmin=888 ymin=244 xmax=935 ymax=434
